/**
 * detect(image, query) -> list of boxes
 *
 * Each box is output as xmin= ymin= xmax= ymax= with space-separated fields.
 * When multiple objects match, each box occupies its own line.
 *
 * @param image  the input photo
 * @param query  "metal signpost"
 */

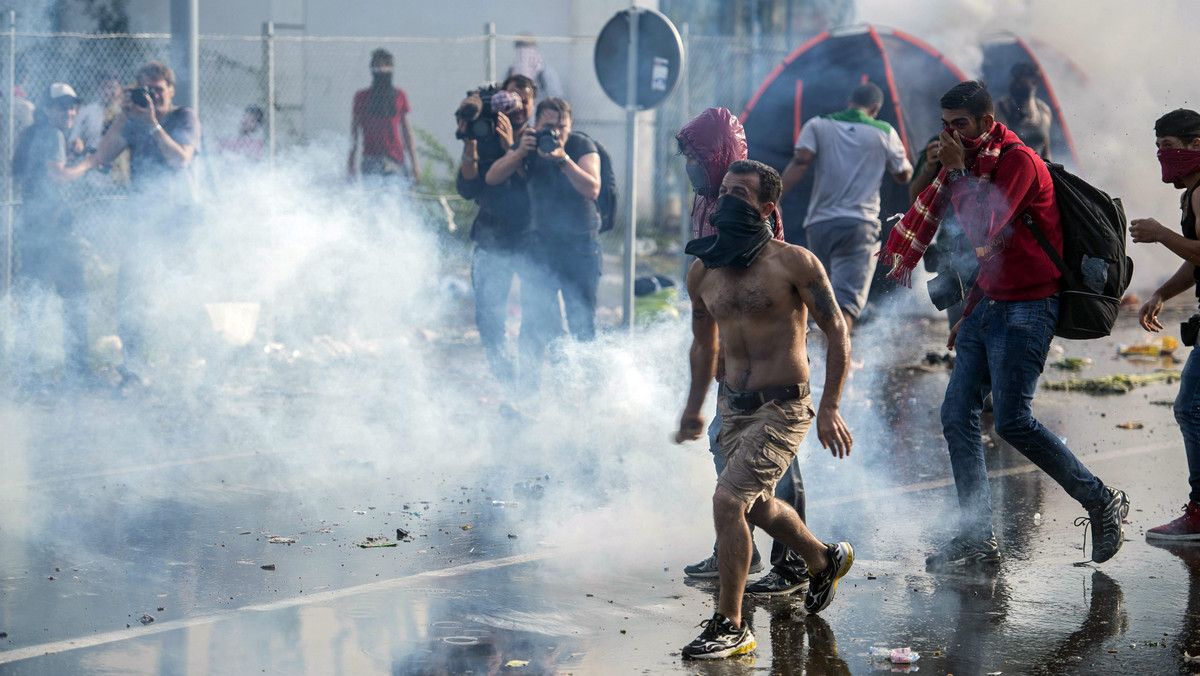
xmin=594 ymin=7 xmax=683 ymax=330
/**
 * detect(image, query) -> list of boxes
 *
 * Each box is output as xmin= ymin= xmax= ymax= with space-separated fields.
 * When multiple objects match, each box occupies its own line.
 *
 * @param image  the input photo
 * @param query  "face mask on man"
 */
xmin=1010 ymin=83 xmax=1035 ymax=100
xmin=1158 ymin=147 xmax=1200 ymax=188
xmin=686 ymin=163 xmax=710 ymax=194
xmin=684 ymin=194 xmax=771 ymax=269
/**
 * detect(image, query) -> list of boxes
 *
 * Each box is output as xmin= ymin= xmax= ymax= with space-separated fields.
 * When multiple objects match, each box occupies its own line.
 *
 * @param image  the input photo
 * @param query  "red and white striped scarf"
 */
xmin=879 ymin=122 xmax=1018 ymax=286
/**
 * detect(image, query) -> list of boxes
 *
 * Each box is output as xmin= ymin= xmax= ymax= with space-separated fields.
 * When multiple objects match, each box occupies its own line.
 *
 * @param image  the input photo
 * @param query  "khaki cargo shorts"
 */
xmin=716 ymin=389 xmax=815 ymax=507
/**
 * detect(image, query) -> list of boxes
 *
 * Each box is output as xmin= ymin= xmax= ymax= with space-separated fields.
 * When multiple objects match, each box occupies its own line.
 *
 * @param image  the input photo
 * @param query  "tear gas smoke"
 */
xmin=858 ymin=0 xmax=1200 ymax=291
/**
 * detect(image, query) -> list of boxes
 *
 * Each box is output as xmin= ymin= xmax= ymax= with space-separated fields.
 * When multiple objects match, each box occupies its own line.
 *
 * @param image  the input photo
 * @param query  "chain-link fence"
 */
xmin=0 ymin=21 xmax=808 ymax=316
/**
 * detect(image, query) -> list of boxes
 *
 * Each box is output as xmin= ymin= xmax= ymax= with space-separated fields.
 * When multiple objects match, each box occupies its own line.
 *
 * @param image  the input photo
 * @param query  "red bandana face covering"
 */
xmin=1158 ymin=147 xmax=1200 ymax=188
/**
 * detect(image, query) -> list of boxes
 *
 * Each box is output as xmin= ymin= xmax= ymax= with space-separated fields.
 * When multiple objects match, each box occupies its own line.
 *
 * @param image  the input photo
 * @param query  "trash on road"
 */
xmin=1118 ymin=336 xmax=1178 ymax=357
xmin=1044 ymin=370 xmax=1182 ymax=394
xmin=1116 ymin=421 xmax=1144 ymax=430
xmin=268 ymin=536 xmax=296 ymax=544
xmin=869 ymin=646 xmax=920 ymax=663
xmin=1051 ymin=357 xmax=1092 ymax=370
xmin=358 ymin=536 xmax=397 ymax=548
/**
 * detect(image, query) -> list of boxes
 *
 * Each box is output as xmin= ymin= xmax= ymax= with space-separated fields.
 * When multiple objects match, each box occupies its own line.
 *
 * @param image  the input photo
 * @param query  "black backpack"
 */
xmin=574 ymin=131 xmax=618 ymax=233
xmin=1003 ymin=143 xmax=1133 ymax=340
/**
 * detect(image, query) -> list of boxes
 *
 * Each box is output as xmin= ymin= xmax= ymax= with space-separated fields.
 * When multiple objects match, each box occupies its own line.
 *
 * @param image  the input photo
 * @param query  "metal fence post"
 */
xmin=679 ymin=22 xmax=690 ymax=292
xmin=5 ymin=9 xmax=14 ymax=306
xmin=622 ymin=8 xmax=639 ymax=330
xmin=484 ymin=22 xmax=495 ymax=83
xmin=262 ymin=21 xmax=275 ymax=172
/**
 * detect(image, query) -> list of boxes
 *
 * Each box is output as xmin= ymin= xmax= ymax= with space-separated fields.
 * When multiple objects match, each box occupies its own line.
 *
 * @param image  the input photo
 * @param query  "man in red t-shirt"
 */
xmin=348 ymin=48 xmax=420 ymax=185
xmin=910 ymin=81 xmax=1128 ymax=570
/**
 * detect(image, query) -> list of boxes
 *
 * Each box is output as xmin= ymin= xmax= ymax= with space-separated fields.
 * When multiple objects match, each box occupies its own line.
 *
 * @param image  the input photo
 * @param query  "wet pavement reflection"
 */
xmin=4 ymin=309 xmax=1200 ymax=673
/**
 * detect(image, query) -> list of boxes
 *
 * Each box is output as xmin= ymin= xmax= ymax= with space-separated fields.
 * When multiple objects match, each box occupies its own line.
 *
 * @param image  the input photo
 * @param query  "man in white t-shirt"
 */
xmin=780 ymin=83 xmax=912 ymax=331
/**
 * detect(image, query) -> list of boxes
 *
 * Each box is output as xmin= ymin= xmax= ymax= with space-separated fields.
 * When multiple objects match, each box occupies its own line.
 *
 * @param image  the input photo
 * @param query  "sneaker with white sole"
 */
xmin=1147 ymin=502 xmax=1200 ymax=541
xmin=681 ymin=613 xmax=756 ymax=659
xmin=1077 ymin=486 xmax=1129 ymax=563
xmin=683 ymin=550 xmax=764 ymax=579
xmin=745 ymin=570 xmax=808 ymax=596
xmin=925 ymin=534 xmax=1001 ymax=571
xmin=804 ymin=542 xmax=854 ymax=614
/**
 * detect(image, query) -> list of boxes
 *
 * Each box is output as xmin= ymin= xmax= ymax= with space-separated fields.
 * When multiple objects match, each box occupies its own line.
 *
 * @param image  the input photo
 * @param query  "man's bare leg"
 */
xmin=747 ymin=496 xmax=831 ymax=573
xmin=712 ymin=485 xmax=754 ymax=626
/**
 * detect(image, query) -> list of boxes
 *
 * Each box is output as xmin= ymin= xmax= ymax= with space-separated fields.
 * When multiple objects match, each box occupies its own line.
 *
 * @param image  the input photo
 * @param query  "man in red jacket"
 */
xmin=882 ymin=80 xmax=1128 ymax=569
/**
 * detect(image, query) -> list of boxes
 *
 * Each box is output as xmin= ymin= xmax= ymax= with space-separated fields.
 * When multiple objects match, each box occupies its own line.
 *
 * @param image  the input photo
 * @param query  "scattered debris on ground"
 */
xmin=1044 ymin=370 xmax=1182 ymax=394
xmin=1116 ymin=421 xmax=1145 ymax=430
xmin=358 ymin=536 xmax=398 ymax=548
xmin=1052 ymin=357 xmax=1092 ymax=370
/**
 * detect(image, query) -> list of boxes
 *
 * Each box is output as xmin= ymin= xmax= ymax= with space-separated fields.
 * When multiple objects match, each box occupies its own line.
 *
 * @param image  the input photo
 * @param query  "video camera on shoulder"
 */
xmin=128 ymin=86 xmax=153 ymax=108
xmin=455 ymin=83 xmax=521 ymax=141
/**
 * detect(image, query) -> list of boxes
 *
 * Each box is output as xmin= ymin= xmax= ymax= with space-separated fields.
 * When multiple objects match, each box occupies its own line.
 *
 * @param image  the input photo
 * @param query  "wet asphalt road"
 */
xmin=2 ymin=304 xmax=1200 ymax=675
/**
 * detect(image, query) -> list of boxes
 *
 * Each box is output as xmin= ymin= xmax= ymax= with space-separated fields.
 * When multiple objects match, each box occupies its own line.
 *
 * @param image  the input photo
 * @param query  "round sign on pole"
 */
xmin=594 ymin=7 xmax=683 ymax=110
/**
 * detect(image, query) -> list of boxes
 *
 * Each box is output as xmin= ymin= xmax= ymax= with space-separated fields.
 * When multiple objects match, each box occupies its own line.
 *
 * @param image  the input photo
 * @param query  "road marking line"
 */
xmin=0 ymin=549 xmax=558 ymax=665
xmin=809 ymin=440 xmax=1176 ymax=508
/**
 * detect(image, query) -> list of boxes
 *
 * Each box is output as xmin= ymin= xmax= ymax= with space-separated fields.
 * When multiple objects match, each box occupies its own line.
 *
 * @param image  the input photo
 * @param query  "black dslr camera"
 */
xmin=1183 ymin=313 xmax=1200 ymax=347
xmin=535 ymin=127 xmax=561 ymax=154
xmin=455 ymin=83 xmax=521 ymax=141
xmin=128 ymin=86 xmax=153 ymax=108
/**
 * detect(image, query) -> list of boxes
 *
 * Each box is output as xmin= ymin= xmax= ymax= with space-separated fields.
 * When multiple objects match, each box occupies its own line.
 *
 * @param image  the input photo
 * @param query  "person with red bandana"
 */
xmin=1131 ymin=108 xmax=1200 ymax=541
xmin=348 ymin=48 xmax=420 ymax=188
xmin=880 ymin=80 xmax=1129 ymax=570
xmin=676 ymin=109 xmax=808 ymax=597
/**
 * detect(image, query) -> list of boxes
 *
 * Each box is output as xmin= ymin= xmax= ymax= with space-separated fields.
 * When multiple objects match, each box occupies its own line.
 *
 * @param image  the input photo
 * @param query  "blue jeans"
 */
xmin=1175 ymin=347 xmax=1200 ymax=504
xmin=940 ymin=296 xmax=1108 ymax=536
xmin=707 ymin=398 xmax=808 ymax=578
xmin=471 ymin=240 xmax=541 ymax=384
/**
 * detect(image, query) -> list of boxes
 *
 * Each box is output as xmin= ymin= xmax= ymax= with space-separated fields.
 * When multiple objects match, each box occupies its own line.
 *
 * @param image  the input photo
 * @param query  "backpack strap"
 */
xmin=999 ymin=141 xmax=1072 ymax=279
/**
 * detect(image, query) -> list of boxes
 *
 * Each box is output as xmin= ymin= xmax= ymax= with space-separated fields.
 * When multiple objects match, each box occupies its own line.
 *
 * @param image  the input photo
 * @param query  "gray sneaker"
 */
xmin=1079 ymin=486 xmax=1130 ymax=563
xmin=684 ymin=550 xmax=764 ymax=579
xmin=745 ymin=570 xmax=808 ymax=596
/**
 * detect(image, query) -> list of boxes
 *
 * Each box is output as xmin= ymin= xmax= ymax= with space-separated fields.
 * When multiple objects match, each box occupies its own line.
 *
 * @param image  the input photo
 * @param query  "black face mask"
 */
xmin=685 ymin=163 xmax=710 ymax=194
xmin=1010 ymin=83 xmax=1034 ymax=100
xmin=684 ymin=195 xmax=771 ymax=269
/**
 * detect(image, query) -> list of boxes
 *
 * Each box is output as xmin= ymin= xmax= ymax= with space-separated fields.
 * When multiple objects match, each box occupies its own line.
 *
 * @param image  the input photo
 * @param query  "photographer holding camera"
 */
xmin=95 ymin=60 xmax=202 ymax=386
xmin=486 ymin=97 xmax=602 ymax=387
xmin=456 ymin=74 xmax=540 ymax=385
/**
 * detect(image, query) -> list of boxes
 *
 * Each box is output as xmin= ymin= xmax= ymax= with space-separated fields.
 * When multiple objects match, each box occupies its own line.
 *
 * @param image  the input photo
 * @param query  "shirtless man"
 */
xmin=676 ymin=160 xmax=855 ymax=659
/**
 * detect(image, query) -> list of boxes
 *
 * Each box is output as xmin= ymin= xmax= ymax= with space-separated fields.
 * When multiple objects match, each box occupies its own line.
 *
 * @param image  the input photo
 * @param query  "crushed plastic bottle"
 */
xmin=869 ymin=646 xmax=921 ymax=663
xmin=1034 ymin=512 xmax=1042 ymax=525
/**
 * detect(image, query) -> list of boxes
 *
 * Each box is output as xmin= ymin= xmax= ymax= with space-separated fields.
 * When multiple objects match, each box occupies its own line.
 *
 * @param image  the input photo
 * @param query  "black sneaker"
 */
xmin=1077 ymin=486 xmax=1130 ymax=563
xmin=804 ymin=542 xmax=854 ymax=614
xmin=683 ymin=550 xmax=764 ymax=579
xmin=925 ymin=534 xmax=1001 ymax=571
xmin=681 ymin=613 xmax=756 ymax=659
xmin=745 ymin=570 xmax=808 ymax=596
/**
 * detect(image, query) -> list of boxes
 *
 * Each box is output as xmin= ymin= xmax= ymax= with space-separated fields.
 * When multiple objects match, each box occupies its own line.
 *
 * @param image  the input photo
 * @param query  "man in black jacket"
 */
xmin=456 ymin=74 xmax=540 ymax=386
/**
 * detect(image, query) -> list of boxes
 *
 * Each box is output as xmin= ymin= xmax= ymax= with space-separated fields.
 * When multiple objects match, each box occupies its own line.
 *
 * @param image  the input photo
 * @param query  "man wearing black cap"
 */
xmin=1132 ymin=109 xmax=1200 ymax=541
xmin=10 ymin=83 xmax=98 ymax=390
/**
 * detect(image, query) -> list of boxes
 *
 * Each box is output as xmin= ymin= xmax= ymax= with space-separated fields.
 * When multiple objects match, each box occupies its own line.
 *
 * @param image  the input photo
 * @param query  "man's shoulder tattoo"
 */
xmin=805 ymin=279 xmax=839 ymax=322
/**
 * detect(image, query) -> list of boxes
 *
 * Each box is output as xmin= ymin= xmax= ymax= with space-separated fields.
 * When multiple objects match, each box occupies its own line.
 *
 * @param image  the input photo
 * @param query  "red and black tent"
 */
xmin=981 ymin=31 xmax=1081 ymax=169
xmin=739 ymin=24 xmax=967 ymax=247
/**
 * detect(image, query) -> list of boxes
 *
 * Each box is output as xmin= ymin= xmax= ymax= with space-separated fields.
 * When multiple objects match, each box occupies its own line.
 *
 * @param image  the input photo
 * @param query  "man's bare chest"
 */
xmin=702 ymin=269 xmax=788 ymax=320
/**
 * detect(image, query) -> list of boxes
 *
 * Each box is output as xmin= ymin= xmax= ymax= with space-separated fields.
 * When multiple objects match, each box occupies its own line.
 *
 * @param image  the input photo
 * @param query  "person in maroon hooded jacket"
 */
xmin=675 ymin=108 xmax=809 ymax=596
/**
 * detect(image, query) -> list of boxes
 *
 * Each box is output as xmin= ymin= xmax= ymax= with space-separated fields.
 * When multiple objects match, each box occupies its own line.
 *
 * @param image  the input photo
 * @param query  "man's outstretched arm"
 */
xmin=793 ymin=249 xmax=853 ymax=457
xmin=677 ymin=261 xmax=718 ymax=443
